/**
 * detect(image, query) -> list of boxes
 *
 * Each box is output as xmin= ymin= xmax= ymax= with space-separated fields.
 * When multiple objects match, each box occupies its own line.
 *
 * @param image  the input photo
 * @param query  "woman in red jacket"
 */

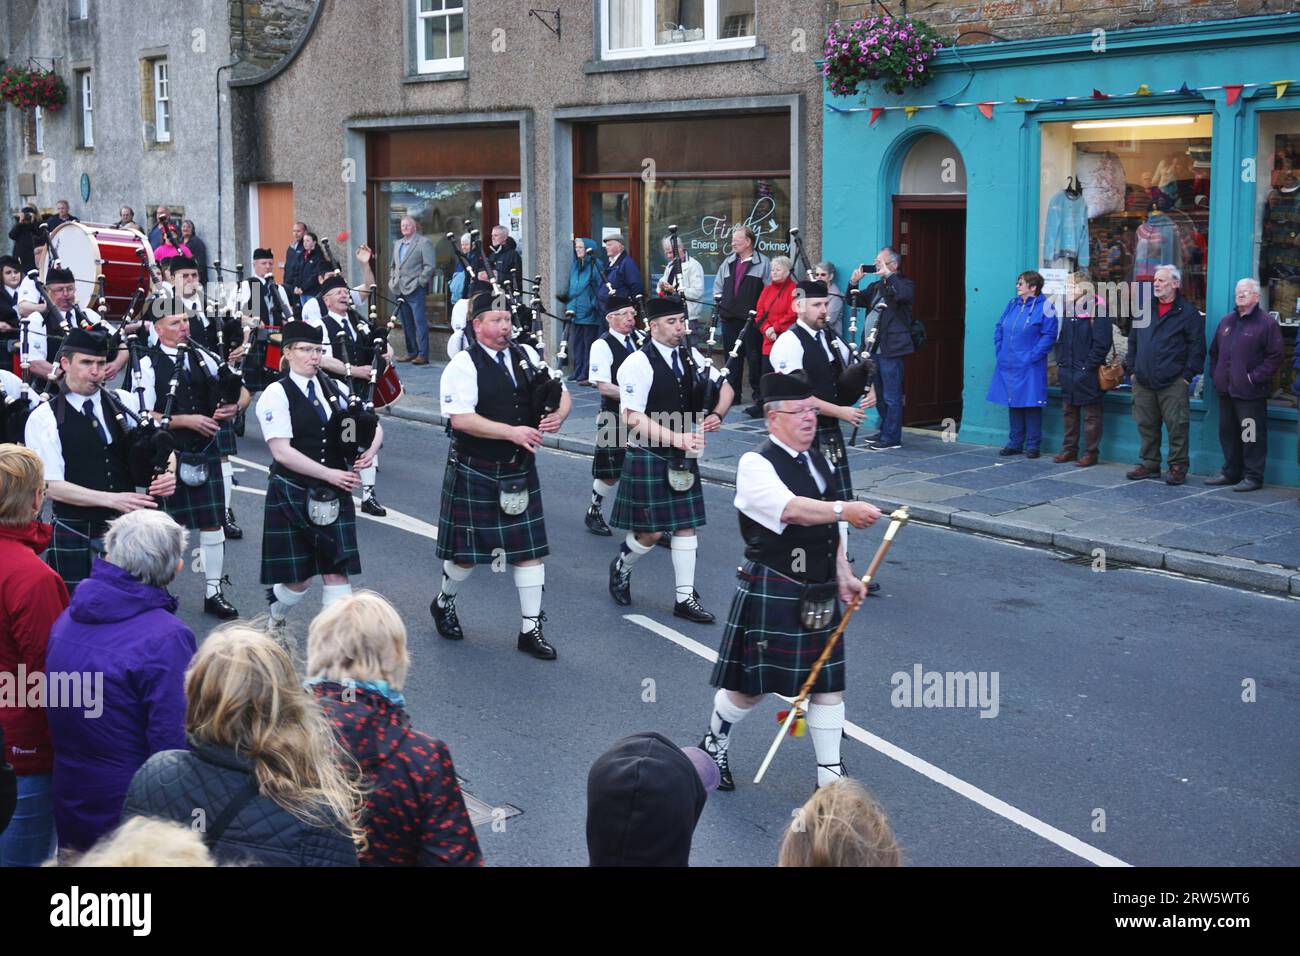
xmin=757 ymin=256 xmax=798 ymax=367
xmin=0 ymin=444 xmax=70 ymax=866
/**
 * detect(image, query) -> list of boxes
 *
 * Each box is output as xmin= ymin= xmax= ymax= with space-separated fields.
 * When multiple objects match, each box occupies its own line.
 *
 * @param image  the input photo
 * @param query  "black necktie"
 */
xmin=625 ymin=335 xmax=635 ymax=355
xmin=796 ymin=451 xmax=820 ymax=488
xmin=671 ymin=349 xmax=683 ymax=379
xmin=83 ymin=398 xmax=109 ymax=444
xmin=496 ymin=349 xmax=514 ymax=385
xmin=306 ymin=380 xmax=328 ymax=423
xmin=66 ymin=310 xmax=76 ymax=328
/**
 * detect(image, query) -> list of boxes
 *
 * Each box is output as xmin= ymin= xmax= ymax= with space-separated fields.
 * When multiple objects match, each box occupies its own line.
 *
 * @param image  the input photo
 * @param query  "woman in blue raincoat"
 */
xmin=564 ymin=237 xmax=603 ymax=383
xmin=986 ymin=271 xmax=1059 ymax=457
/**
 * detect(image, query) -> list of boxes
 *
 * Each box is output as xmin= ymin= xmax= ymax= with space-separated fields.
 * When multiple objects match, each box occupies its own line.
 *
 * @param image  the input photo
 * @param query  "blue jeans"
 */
xmin=568 ymin=323 xmax=599 ymax=381
xmin=1007 ymin=407 xmax=1043 ymax=451
xmin=875 ymin=355 xmax=905 ymax=445
xmin=0 ymin=773 xmax=55 ymax=867
xmin=398 ymin=288 xmax=429 ymax=360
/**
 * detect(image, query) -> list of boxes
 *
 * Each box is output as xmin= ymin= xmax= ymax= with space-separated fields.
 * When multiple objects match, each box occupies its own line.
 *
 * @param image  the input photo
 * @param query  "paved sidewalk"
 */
xmin=384 ymin=359 xmax=1300 ymax=595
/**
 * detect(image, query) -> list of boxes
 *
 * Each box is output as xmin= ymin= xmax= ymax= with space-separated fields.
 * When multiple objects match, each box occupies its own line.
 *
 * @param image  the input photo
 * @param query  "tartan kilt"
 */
xmin=45 ymin=516 xmax=110 ymax=589
xmin=609 ymin=445 xmax=706 ymax=533
xmin=814 ymin=419 xmax=854 ymax=501
xmin=709 ymin=560 xmax=845 ymax=697
xmin=163 ymin=445 xmax=225 ymax=529
xmin=260 ymin=474 xmax=360 ymax=584
xmin=592 ymin=444 xmax=626 ymax=482
xmin=215 ymin=418 xmax=238 ymax=457
xmin=435 ymin=453 xmax=549 ymax=565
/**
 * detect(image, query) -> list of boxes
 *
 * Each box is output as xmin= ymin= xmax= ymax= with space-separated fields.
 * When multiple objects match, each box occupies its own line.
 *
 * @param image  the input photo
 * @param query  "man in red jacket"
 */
xmin=0 ymin=443 xmax=70 ymax=865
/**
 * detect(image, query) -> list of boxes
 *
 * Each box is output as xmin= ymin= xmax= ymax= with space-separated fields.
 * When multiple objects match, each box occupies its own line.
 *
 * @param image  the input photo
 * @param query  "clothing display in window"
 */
xmin=1077 ymin=149 xmax=1127 ymax=218
xmin=1261 ymin=184 xmax=1300 ymax=281
xmin=1042 ymin=190 xmax=1090 ymax=267
xmin=1133 ymin=210 xmax=1179 ymax=281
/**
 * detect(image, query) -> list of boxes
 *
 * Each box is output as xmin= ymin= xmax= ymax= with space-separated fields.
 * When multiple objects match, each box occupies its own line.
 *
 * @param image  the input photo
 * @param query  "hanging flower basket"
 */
xmin=822 ymin=16 xmax=944 ymax=98
xmin=0 ymin=65 xmax=69 ymax=111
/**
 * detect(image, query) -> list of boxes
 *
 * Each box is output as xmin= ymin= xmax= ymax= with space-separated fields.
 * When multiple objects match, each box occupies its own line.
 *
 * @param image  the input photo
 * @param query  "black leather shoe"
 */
xmin=585 ymin=505 xmax=613 ymax=536
xmin=1025 ymin=449 xmax=1041 ymax=459
xmin=700 ymin=732 xmax=735 ymax=791
xmin=517 ymin=615 xmax=557 ymax=660
xmin=1204 ymin=473 xmax=1239 ymax=486
xmin=867 ymin=581 xmax=881 ymax=594
xmin=608 ymin=555 xmax=632 ymax=606
xmin=743 ymin=404 xmax=763 ymax=418
xmin=430 ymin=594 xmax=464 ymax=640
xmin=223 ymin=508 xmax=243 ymax=540
xmin=673 ymin=590 xmax=715 ymax=624
xmin=204 ymin=584 xmax=239 ymax=620
xmin=361 ymin=491 xmax=387 ymax=517
xmin=1232 ymin=478 xmax=1263 ymax=492
xmin=998 ymin=446 xmax=1022 ymax=457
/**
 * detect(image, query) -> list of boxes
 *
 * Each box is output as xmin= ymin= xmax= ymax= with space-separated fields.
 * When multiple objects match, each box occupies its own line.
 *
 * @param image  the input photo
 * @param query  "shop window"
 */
xmin=603 ymin=0 xmax=755 ymax=59
xmin=1254 ymin=109 xmax=1300 ymax=405
xmin=1039 ymin=114 xmax=1212 ymax=326
xmin=414 ymin=0 xmax=465 ymax=74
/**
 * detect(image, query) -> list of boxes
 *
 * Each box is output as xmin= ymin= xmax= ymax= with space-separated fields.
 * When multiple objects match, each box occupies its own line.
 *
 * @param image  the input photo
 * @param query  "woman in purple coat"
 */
xmin=987 ymin=271 xmax=1059 ymax=458
xmin=44 ymin=510 xmax=195 ymax=854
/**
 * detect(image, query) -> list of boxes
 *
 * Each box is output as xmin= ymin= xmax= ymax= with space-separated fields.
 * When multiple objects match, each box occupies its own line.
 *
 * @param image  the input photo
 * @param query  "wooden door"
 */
xmin=256 ymin=183 xmax=295 ymax=284
xmin=894 ymin=198 xmax=966 ymax=426
xmin=573 ymin=178 xmax=642 ymax=273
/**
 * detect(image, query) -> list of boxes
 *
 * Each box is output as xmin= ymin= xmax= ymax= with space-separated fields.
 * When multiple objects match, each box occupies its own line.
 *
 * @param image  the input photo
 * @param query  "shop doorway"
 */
xmin=893 ymin=198 xmax=966 ymax=427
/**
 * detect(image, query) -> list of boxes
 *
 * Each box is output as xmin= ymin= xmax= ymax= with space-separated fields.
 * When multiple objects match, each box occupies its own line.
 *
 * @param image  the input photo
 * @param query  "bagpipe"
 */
xmin=187 ymin=318 xmax=245 ymax=408
xmin=98 ymin=384 xmax=176 ymax=488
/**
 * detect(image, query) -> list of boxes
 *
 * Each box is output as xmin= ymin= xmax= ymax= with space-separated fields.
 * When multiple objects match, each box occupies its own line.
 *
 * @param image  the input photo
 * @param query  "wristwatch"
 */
xmin=832 ymin=501 xmax=844 ymax=519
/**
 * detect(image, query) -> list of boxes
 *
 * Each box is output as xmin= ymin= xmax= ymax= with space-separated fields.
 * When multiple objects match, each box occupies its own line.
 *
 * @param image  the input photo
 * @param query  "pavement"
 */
xmin=383 ymin=357 xmax=1300 ymax=596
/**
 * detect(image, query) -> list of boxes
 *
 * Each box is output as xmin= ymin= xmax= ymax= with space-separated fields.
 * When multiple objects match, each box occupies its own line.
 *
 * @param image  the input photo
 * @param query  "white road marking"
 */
xmin=624 ymin=612 xmax=1131 ymax=868
xmin=231 ymin=455 xmax=438 ymax=540
xmin=233 ymin=486 xmax=267 ymax=497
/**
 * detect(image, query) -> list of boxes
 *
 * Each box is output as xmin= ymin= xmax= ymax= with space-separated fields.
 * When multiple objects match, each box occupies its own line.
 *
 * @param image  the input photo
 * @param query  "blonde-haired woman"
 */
xmin=307 ymin=591 xmax=482 ymax=866
xmin=121 ymin=626 xmax=363 ymax=866
xmin=777 ymin=778 xmax=901 ymax=867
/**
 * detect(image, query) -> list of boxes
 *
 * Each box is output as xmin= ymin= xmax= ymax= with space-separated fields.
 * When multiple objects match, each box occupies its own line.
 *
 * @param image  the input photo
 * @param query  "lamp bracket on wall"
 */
xmin=528 ymin=9 xmax=561 ymax=41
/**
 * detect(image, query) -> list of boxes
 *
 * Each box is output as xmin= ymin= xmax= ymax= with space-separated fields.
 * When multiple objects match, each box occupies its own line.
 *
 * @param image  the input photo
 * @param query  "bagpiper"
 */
xmin=431 ymin=290 xmax=572 ymax=660
xmin=698 ymin=371 xmax=881 ymax=791
xmin=583 ymin=294 xmax=642 ymax=536
xmin=257 ymin=321 xmax=382 ymax=633
xmin=606 ymin=295 xmax=734 ymax=623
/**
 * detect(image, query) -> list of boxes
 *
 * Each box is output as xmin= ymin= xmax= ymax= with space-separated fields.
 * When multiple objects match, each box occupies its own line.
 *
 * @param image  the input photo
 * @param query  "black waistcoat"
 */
xmin=738 ymin=440 xmax=838 ymax=584
xmin=455 ymin=344 xmax=533 ymax=463
xmin=149 ymin=347 xmax=214 ymax=451
xmin=52 ymin=392 xmax=133 ymax=525
xmin=272 ymin=376 xmax=347 ymax=485
xmin=320 ymin=310 xmax=374 ymax=369
xmin=643 ymin=341 xmax=701 ymax=420
xmin=598 ymin=331 xmax=638 ymax=414
xmin=791 ymin=323 xmax=844 ymax=408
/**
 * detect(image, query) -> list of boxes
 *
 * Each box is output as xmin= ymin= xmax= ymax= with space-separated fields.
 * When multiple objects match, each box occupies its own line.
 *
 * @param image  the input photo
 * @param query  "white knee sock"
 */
xmin=438 ymin=561 xmax=474 ymax=604
xmin=513 ymin=564 xmax=545 ymax=632
xmin=592 ymin=479 xmax=615 ymax=506
xmin=200 ymin=529 xmax=225 ymax=597
xmin=321 ymin=582 xmax=352 ymax=609
xmin=808 ymin=701 xmax=847 ymax=787
xmin=670 ymin=534 xmax=698 ymax=600
xmin=709 ymin=689 xmax=753 ymax=749
xmin=221 ymin=460 xmax=233 ymax=510
xmin=617 ymin=532 xmax=654 ymax=570
xmin=270 ymin=582 xmax=308 ymax=622
xmin=360 ymin=464 xmax=377 ymax=488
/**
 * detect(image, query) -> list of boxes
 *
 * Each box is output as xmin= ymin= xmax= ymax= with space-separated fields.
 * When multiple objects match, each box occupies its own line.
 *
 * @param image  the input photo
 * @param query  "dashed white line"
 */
xmin=624 ymin=612 xmax=1131 ymax=868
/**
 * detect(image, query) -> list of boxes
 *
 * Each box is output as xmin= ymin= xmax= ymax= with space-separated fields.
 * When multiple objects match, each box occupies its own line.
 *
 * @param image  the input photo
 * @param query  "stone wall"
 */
xmin=230 ymin=0 xmax=317 ymax=79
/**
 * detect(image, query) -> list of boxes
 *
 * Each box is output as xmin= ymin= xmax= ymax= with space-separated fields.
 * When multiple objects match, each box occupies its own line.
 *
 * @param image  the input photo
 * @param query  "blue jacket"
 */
xmin=567 ymin=238 xmax=603 ymax=326
xmin=45 ymin=559 xmax=196 ymax=852
xmin=986 ymin=294 xmax=1058 ymax=408
xmin=1125 ymin=294 xmax=1206 ymax=391
xmin=597 ymin=252 xmax=643 ymax=316
xmin=1056 ymin=295 xmax=1113 ymax=406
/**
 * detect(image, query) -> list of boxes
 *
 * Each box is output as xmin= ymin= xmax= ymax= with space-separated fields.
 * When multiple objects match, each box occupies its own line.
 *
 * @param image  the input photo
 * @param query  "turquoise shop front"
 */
xmin=821 ymin=12 xmax=1300 ymax=486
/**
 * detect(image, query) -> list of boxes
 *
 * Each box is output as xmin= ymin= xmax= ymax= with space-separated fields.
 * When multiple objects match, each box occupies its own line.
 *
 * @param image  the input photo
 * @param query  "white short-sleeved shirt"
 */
xmin=24 ymin=387 xmax=138 ymax=482
xmin=734 ymin=436 xmax=829 ymax=535
xmin=446 ymin=298 xmax=471 ymax=359
xmin=229 ymin=276 xmax=293 ymax=322
xmin=439 ymin=342 xmax=549 ymax=416
xmin=18 ymin=314 xmax=49 ymax=363
xmin=588 ymin=330 xmax=640 ymax=385
xmin=256 ymin=372 xmax=345 ymax=443
xmin=137 ymin=345 xmax=220 ymax=413
xmin=16 ymin=276 xmax=40 ymax=304
xmin=301 ymin=291 xmax=363 ymax=327
xmin=1 ymin=369 xmax=37 ymax=408
xmin=615 ymin=338 xmax=718 ymax=415
xmin=770 ymin=320 xmax=850 ymax=375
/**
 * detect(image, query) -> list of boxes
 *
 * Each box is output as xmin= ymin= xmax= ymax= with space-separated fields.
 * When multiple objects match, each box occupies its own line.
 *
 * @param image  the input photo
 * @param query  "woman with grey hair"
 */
xmin=43 ymin=509 xmax=197 ymax=855
xmin=814 ymin=262 xmax=846 ymax=338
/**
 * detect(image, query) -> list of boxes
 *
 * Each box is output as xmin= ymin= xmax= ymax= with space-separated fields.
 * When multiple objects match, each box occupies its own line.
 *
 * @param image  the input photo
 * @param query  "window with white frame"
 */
xmin=33 ymin=107 xmax=44 ymax=154
xmin=153 ymin=59 xmax=171 ymax=142
xmin=603 ymin=0 xmax=755 ymax=59
xmin=72 ymin=0 xmax=89 ymax=19
xmin=414 ymin=0 xmax=465 ymax=74
xmin=78 ymin=70 xmax=94 ymax=147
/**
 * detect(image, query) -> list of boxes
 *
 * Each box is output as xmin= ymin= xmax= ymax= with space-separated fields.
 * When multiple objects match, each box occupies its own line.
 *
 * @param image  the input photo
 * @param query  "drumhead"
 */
xmin=45 ymin=222 xmax=97 ymax=310
xmin=44 ymin=222 xmax=154 ymax=317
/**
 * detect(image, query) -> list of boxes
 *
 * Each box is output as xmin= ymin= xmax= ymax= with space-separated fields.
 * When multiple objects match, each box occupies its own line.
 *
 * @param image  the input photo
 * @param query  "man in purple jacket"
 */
xmin=1204 ymin=278 xmax=1285 ymax=492
xmin=44 ymin=510 xmax=195 ymax=853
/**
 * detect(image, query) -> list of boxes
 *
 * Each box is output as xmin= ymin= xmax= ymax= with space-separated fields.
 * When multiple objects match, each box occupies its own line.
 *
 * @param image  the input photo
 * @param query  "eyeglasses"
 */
xmin=293 ymin=346 xmax=325 ymax=356
xmin=771 ymin=406 xmax=818 ymax=418
xmin=814 ymin=272 xmax=829 ymax=277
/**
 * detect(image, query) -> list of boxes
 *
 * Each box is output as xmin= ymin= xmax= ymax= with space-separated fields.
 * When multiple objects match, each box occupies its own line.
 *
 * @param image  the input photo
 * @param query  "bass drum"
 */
xmin=240 ymin=327 xmax=283 ymax=392
xmin=45 ymin=222 xmax=154 ymax=322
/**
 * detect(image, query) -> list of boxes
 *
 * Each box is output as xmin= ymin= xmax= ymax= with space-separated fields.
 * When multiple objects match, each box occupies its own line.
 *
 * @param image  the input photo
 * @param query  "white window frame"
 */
xmin=74 ymin=0 xmax=89 ymax=19
xmin=601 ymin=0 xmax=756 ymax=60
xmin=414 ymin=0 xmax=466 ymax=74
xmin=33 ymin=106 xmax=44 ymax=154
xmin=79 ymin=71 xmax=94 ymax=147
xmin=153 ymin=59 xmax=171 ymax=143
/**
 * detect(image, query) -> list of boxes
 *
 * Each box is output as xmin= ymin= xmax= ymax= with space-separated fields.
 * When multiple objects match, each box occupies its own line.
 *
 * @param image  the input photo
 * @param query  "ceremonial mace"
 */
xmin=752 ymin=506 xmax=911 ymax=785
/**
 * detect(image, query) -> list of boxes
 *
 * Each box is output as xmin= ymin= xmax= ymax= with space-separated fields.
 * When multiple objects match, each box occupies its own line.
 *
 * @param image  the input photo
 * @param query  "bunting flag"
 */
xmin=1091 ymin=88 xmax=1108 ymax=99
xmin=1272 ymin=80 xmax=1291 ymax=99
xmin=1054 ymin=98 xmax=1067 ymax=106
xmin=903 ymin=106 xmax=920 ymax=120
xmin=1178 ymin=82 xmax=1193 ymax=95
xmin=1135 ymin=84 xmax=1151 ymax=96
xmin=869 ymin=107 xmax=884 ymax=126
xmin=1014 ymin=95 xmax=1030 ymax=103
xmin=977 ymin=102 xmax=994 ymax=119
xmin=1224 ymin=84 xmax=1244 ymax=105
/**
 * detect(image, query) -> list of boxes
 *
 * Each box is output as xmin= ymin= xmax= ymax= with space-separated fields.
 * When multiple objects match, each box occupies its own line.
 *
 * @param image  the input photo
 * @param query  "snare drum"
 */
xmin=373 ymin=363 xmax=403 ymax=409
xmin=264 ymin=331 xmax=284 ymax=374
xmin=45 ymin=222 xmax=154 ymax=322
